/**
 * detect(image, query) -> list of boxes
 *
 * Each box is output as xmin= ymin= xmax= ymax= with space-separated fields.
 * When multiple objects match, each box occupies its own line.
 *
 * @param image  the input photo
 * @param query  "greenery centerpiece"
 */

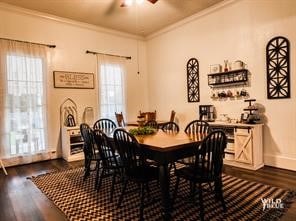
xmin=129 ymin=126 xmax=156 ymax=136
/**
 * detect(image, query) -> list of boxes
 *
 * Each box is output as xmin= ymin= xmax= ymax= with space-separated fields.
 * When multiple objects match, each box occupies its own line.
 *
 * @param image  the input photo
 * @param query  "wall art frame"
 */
xmin=266 ymin=36 xmax=290 ymax=99
xmin=53 ymin=71 xmax=94 ymax=89
xmin=187 ymin=58 xmax=200 ymax=102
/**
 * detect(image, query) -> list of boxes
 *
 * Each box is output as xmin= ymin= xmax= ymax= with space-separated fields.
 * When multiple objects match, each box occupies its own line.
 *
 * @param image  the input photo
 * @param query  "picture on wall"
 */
xmin=187 ymin=58 xmax=200 ymax=102
xmin=53 ymin=71 xmax=94 ymax=89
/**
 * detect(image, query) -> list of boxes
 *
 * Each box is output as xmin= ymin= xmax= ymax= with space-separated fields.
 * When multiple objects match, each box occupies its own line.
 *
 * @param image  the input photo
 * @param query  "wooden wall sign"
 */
xmin=53 ymin=71 xmax=94 ymax=89
xmin=266 ymin=36 xmax=290 ymax=99
xmin=187 ymin=58 xmax=200 ymax=102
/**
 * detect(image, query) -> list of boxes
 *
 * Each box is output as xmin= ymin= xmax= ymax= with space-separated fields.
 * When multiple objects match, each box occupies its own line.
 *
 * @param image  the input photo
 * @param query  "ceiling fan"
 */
xmin=120 ymin=0 xmax=158 ymax=7
xmin=105 ymin=0 xmax=159 ymax=16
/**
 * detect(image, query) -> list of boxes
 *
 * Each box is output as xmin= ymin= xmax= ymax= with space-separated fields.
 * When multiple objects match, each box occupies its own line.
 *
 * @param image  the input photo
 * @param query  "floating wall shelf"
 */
xmin=208 ymin=69 xmax=248 ymax=87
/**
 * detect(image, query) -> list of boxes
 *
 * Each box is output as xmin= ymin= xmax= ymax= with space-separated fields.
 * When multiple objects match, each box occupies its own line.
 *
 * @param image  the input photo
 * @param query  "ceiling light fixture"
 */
xmin=124 ymin=0 xmax=144 ymax=6
xmin=122 ymin=0 xmax=159 ymax=7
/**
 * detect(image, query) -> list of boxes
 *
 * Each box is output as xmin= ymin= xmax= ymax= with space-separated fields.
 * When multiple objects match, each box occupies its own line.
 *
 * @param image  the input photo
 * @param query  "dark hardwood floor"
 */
xmin=0 ymin=159 xmax=295 ymax=221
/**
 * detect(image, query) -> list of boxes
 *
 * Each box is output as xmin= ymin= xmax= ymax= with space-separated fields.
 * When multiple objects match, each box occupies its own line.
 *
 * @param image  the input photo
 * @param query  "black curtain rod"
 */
xmin=0 ymin=37 xmax=56 ymax=48
xmin=86 ymin=50 xmax=131 ymax=60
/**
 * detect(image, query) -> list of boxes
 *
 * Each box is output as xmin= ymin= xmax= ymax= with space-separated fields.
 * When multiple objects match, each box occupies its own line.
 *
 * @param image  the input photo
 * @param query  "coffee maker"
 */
xmin=199 ymin=105 xmax=215 ymax=122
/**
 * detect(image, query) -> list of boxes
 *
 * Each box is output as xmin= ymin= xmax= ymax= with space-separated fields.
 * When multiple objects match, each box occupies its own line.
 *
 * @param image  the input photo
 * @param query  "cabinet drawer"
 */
xmin=235 ymin=127 xmax=251 ymax=134
xmin=67 ymin=129 xmax=80 ymax=136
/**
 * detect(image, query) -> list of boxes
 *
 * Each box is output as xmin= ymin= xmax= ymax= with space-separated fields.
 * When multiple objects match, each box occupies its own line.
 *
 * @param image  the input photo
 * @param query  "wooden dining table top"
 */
xmin=107 ymin=126 xmax=206 ymax=152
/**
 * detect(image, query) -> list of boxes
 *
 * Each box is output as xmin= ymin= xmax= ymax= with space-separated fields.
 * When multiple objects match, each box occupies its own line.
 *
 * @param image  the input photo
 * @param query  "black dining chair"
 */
xmin=80 ymin=123 xmax=101 ymax=181
xmin=93 ymin=118 xmax=117 ymax=132
xmin=172 ymin=130 xmax=227 ymax=221
xmin=113 ymin=128 xmax=159 ymax=221
xmin=144 ymin=120 xmax=158 ymax=129
xmin=93 ymin=129 xmax=123 ymax=202
xmin=161 ymin=121 xmax=179 ymax=133
xmin=162 ymin=121 xmax=180 ymax=171
xmin=177 ymin=120 xmax=212 ymax=166
xmin=184 ymin=120 xmax=211 ymax=134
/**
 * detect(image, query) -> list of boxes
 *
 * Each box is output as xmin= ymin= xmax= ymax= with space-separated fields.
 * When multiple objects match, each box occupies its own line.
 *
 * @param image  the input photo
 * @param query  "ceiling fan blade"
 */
xmin=120 ymin=2 xmax=127 ymax=7
xmin=120 ymin=0 xmax=159 ymax=7
xmin=147 ymin=0 xmax=158 ymax=3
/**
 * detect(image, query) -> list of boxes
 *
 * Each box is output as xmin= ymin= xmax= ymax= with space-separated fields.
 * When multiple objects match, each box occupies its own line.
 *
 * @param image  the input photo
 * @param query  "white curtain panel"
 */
xmin=97 ymin=55 xmax=127 ymax=123
xmin=0 ymin=39 xmax=51 ymax=166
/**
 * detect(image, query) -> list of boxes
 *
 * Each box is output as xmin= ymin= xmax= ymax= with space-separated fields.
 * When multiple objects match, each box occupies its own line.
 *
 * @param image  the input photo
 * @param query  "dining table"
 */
xmin=107 ymin=126 xmax=206 ymax=220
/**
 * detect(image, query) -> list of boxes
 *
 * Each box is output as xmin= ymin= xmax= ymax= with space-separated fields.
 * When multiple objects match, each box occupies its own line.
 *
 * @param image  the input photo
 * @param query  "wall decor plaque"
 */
xmin=53 ymin=71 xmax=94 ymax=89
xmin=187 ymin=58 xmax=200 ymax=102
xmin=266 ymin=36 xmax=290 ymax=99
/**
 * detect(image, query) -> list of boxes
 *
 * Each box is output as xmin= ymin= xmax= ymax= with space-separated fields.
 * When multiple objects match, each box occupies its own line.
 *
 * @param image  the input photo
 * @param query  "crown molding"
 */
xmin=0 ymin=2 xmax=144 ymax=41
xmin=146 ymin=0 xmax=238 ymax=40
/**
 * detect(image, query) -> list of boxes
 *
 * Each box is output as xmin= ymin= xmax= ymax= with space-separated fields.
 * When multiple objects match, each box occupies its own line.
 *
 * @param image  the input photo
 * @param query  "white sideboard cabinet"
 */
xmin=61 ymin=126 xmax=84 ymax=162
xmin=210 ymin=122 xmax=264 ymax=170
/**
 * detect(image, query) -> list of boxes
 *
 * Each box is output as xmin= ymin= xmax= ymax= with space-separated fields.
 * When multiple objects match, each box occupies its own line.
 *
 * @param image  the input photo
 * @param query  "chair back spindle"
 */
xmin=93 ymin=118 xmax=116 ymax=132
xmin=185 ymin=120 xmax=211 ymax=134
xmin=162 ymin=122 xmax=179 ymax=133
xmin=144 ymin=120 xmax=158 ymax=129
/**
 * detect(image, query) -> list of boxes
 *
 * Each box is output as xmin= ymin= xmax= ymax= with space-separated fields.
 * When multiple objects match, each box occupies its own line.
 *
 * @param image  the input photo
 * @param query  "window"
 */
xmin=5 ymin=54 xmax=46 ymax=155
xmin=99 ymin=61 xmax=126 ymax=122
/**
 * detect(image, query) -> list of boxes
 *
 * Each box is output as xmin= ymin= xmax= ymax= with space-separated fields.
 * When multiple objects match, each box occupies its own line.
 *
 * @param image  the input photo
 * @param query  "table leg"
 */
xmin=159 ymin=164 xmax=171 ymax=220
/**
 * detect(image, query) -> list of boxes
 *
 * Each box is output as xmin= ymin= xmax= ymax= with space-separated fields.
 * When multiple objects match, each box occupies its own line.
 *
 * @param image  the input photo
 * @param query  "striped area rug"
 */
xmin=30 ymin=167 xmax=295 ymax=221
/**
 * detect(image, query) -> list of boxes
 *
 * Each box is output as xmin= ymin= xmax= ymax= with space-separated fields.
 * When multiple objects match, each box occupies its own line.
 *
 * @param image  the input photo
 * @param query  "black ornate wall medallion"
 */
xmin=187 ymin=58 xmax=200 ymax=102
xmin=266 ymin=36 xmax=290 ymax=99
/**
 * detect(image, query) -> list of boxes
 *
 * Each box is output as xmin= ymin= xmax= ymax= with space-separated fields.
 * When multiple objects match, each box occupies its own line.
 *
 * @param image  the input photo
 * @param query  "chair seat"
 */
xmin=89 ymin=152 xmax=100 ymax=160
xmin=104 ymin=155 xmax=123 ymax=169
xmin=126 ymin=165 xmax=159 ymax=183
xmin=89 ymin=147 xmax=118 ymax=160
xmin=175 ymin=165 xmax=215 ymax=183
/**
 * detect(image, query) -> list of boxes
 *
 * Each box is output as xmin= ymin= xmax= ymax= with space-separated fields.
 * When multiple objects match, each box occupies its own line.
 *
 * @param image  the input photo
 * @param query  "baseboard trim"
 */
xmin=264 ymin=154 xmax=296 ymax=171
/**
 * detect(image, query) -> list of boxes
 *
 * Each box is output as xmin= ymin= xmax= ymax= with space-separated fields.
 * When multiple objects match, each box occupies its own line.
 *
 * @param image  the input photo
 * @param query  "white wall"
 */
xmin=146 ymin=0 xmax=296 ymax=170
xmin=0 ymin=4 xmax=149 ymax=158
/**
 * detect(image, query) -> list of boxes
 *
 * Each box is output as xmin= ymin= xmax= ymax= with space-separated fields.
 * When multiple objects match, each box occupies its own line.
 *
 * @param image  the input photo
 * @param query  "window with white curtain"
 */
xmin=0 ymin=39 xmax=49 ymax=164
xmin=98 ymin=56 xmax=126 ymax=122
xmin=6 ymin=54 xmax=46 ymax=155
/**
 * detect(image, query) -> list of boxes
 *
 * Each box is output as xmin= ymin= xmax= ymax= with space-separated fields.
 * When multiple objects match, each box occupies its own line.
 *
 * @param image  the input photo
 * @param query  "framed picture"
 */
xmin=53 ymin=71 xmax=94 ymax=89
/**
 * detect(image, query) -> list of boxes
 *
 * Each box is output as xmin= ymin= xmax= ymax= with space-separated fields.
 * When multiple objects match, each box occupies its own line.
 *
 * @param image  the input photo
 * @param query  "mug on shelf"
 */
xmin=218 ymin=91 xmax=227 ymax=98
xmin=240 ymin=89 xmax=247 ymax=96
xmin=232 ymin=60 xmax=246 ymax=70
xmin=211 ymin=91 xmax=217 ymax=98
